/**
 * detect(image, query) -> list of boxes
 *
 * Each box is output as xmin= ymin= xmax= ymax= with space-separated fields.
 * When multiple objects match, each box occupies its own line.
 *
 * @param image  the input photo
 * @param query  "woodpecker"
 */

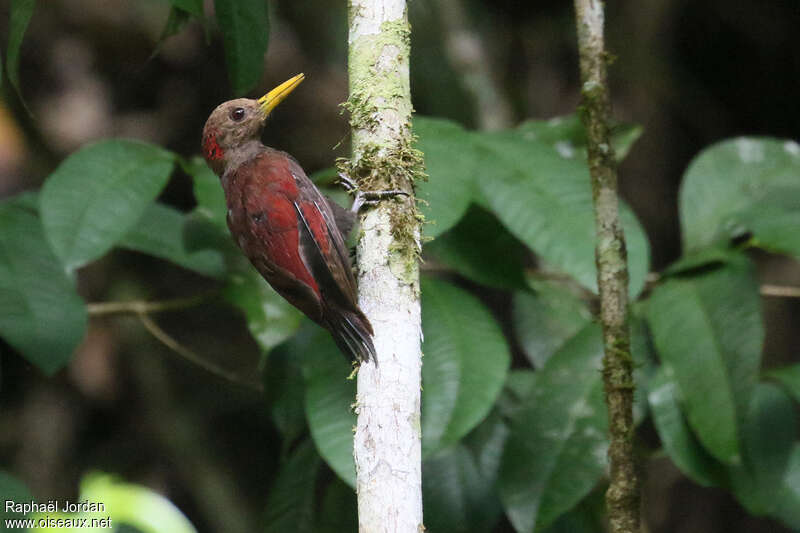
xmin=201 ymin=74 xmax=377 ymax=362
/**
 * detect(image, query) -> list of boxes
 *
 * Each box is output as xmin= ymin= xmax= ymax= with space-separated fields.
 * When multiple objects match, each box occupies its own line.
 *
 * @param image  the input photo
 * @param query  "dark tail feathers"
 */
xmin=327 ymin=309 xmax=377 ymax=364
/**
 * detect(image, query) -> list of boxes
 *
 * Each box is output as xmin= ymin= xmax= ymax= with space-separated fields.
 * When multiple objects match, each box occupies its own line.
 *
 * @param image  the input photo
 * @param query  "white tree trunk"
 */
xmin=347 ymin=1 xmax=424 ymax=532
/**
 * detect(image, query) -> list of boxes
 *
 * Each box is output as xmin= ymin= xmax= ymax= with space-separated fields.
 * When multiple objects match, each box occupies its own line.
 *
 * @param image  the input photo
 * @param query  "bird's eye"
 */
xmin=230 ymin=107 xmax=246 ymax=122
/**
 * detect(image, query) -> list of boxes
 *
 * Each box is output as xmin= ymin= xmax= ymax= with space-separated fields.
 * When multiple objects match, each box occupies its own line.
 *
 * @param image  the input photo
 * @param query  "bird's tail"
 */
xmin=327 ymin=308 xmax=377 ymax=364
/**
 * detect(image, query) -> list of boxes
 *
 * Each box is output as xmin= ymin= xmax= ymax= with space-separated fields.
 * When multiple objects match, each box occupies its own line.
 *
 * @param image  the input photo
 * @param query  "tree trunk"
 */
xmin=574 ymin=0 xmax=641 ymax=532
xmin=345 ymin=1 xmax=424 ymax=532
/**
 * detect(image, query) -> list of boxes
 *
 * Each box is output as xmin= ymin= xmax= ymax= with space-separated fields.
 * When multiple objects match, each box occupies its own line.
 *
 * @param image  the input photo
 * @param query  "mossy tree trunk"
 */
xmin=574 ymin=0 xmax=641 ymax=532
xmin=345 ymin=1 xmax=424 ymax=532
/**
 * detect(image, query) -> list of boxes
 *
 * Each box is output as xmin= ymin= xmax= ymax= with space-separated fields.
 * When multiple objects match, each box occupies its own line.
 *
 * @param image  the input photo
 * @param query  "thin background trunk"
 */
xmin=574 ymin=0 xmax=641 ymax=531
xmin=346 ymin=1 xmax=425 ymax=532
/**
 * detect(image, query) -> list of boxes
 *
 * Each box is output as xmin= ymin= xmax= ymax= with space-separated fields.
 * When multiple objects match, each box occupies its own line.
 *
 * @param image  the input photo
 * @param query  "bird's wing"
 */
xmin=285 ymin=157 xmax=359 ymax=305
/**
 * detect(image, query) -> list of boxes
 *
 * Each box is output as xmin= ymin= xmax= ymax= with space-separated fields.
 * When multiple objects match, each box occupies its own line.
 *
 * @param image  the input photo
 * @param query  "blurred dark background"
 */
xmin=1 ymin=0 xmax=798 ymax=532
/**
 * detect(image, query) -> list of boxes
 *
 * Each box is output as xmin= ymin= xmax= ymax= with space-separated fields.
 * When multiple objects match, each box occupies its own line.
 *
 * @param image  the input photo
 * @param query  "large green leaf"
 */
xmin=182 ymin=157 xmax=236 ymax=254
xmin=153 ymin=7 xmax=195 ymax=57
xmin=213 ymin=0 xmax=270 ymax=95
xmin=263 ymin=345 xmax=307 ymax=447
xmin=424 ymin=205 xmax=528 ymax=290
xmin=648 ymin=367 xmax=726 ymax=487
xmin=264 ymin=440 xmax=320 ymax=533
xmin=767 ymin=364 xmax=800 ymax=404
xmin=423 ymin=444 xmax=503 ymax=533
xmin=223 ymin=263 xmax=302 ymax=354
xmin=680 ymin=137 xmax=800 ymax=258
xmin=168 ymin=0 xmax=203 ymax=16
xmin=7 ymin=0 xmax=35 ymax=97
xmin=540 ymin=490 xmax=606 ymax=533
xmin=515 ymin=114 xmax=642 ymax=162
xmin=499 ymin=324 xmax=608 ymax=533
xmin=0 ymin=471 xmax=33 ymax=523
xmin=773 ymin=444 xmax=800 ymax=530
xmin=422 ymin=411 xmax=508 ymax=533
xmin=119 ymin=203 xmax=225 ymax=278
xmin=316 ymin=478 xmax=357 ymax=533
xmin=414 ymin=116 xmax=650 ymax=295
xmin=0 ymin=206 xmax=87 ymax=374
xmin=415 ymin=117 xmax=480 ymax=238
xmin=421 ymin=278 xmax=510 ymax=456
xmin=40 ymin=140 xmax=176 ymax=271
xmin=646 ymin=256 xmax=763 ymax=464
xmin=28 ymin=471 xmax=197 ymax=533
xmin=729 ymin=383 xmax=797 ymax=516
xmin=512 ymin=279 xmax=592 ymax=368
xmin=473 ymin=131 xmax=650 ymax=297
xmin=299 ymin=324 xmax=357 ymax=487
xmin=184 ymin=156 xmax=227 ymax=226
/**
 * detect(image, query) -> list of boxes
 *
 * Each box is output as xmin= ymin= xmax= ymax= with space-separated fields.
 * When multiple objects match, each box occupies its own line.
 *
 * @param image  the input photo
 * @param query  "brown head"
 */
xmin=202 ymin=73 xmax=305 ymax=175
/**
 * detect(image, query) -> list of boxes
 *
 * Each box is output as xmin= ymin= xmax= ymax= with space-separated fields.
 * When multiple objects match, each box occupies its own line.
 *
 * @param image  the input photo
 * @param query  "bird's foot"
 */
xmin=337 ymin=173 xmax=409 ymax=213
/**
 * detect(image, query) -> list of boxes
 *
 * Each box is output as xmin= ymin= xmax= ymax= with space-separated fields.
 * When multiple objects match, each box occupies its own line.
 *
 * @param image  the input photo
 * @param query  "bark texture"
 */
xmin=346 ymin=1 xmax=424 ymax=532
xmin=574 ymin=1 xmax=641 ymax=532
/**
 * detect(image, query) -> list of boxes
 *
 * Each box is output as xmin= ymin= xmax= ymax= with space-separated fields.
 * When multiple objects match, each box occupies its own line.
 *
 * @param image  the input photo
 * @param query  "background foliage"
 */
xmin=1 ymin=1 xmax=799 ymax=532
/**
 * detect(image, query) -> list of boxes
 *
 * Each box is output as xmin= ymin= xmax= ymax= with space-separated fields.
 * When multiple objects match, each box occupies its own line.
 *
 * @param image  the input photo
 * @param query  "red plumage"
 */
xmin=202 ymin=85 xmax=376 ymax=363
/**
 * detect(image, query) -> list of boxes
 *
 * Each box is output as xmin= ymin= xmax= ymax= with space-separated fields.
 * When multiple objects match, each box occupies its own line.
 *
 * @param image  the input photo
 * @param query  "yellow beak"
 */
xmin=258 ymin=73 xmax=305 ymax=116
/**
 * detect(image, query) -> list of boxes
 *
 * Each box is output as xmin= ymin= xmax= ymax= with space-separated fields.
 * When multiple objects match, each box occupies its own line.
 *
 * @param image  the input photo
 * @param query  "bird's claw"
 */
xmin=338 ymin=173 xmax=410 ymax=213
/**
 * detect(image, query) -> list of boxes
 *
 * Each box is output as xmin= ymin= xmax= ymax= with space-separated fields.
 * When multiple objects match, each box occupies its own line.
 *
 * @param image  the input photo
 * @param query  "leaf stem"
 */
xmin=88 ymin=293 xmax=262 ymax=392
xmin=87 ymin=293 xmax=213 ymax=316
xmin=760 ymin=284 xmax=800 ymax=298
xmin=136 ymin=313 xmax=262 ymax=392
xmin=573 ymin=0 xmax=641 ymax=531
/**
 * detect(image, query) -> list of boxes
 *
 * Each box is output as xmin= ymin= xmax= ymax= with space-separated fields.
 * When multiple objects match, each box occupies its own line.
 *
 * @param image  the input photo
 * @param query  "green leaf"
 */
xmin=499 ymin=323 xmax=607 ymax=533
xmin=680 ymin=137 xmax=800 ymax=258
xmin=424 ymin=205 xmax=528 ymax=290
xmin=264 ymin=440 xmax=320 ymax=533
xmin=767 ymin=364 xmax=800 ymax=404
xmin=414 ymin=116 xmax=650 ymax=295
xmin=540 ymin=490 xmax=606 ymax=533
xmin=0 ymin=471 xmax=33 ymax=523
xmin=223 ymin=263 xmax=302 ymax=353
xmin=421 ymin=278 xmax=511 ymax=456
xmin=263 ymin=344 xmax=307 ymax=447
xmin=773 ymin=444 xmax=800 ymax=530
xmin=299 ymin=324 xmax=357 ymax=487
xmin=40 ymin=140 xmax=176 ymax=271
xmin=119 ymin=203 xmax=225 ymax=278
xmin=152 ymin=7 xmax=194 ymax=57
xmin=168 ymin=0 xmax=203 ymax=16
xmin=28 ymin=471 xmax=197 ymax=533
xmin=512 ymin=279 xmax=592 ymax=368
xmin=422 ymin=411 xmax=509 ymax=533
xmin=316 ymin=478 xmax=357 ymax=533
xmin=182 ymin=209 xmax=236 ymax=253
xmin=646 ymin=257 xmax=763 ymax=464
xmin=213 ymin=0 xmax=270 ymax=95
xmin=474 ymin=130 xmax=650 ymax=297
xmin=648 ymin=367 xmax=726 ymax=487
xmin=663 ymin=246 xmax=739 ymax=276
xmin=1 ymin=189 xmax=38 ymax=211
xmin=0 ymin=206 xmax=87 ymax=374
xmin=184 ymin=155 xmax=227 ymax=227
xmin=729 ymin=383 xmax=797 ymax=516
xmin=415 ymin=117 xmax=479 ymax=238
xmin=423 ymin=444 xmax=503 ymax=533
xmin=515 ymin=114 xmax=643 ymax=162
xmin=7 ymin=0 xmax=36 ymax=98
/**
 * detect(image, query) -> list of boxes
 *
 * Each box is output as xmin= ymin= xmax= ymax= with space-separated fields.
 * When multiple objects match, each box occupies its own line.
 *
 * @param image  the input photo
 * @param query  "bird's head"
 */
xmin=202 ymin=73 xmax=305 ymax=175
